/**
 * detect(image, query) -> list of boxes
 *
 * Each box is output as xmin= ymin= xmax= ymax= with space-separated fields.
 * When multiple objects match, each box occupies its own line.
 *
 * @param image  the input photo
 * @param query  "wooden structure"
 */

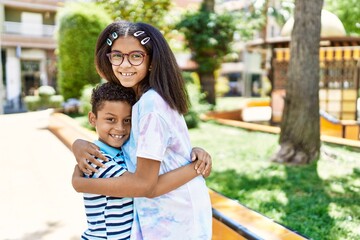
xmin=269 ymin=37 xmax=360 ymax=121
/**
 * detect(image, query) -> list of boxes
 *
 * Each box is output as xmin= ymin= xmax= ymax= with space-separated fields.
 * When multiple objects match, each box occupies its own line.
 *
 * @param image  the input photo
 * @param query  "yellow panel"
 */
xmin=354 ymin=49 xmax=360 ymax=59
xmin=341 ymin=113 xmax=356 ymax=120
xmin=343 ymin=89 xmax=357 ymax=100
xmin=342 ymin=102 xmax=356 ymax=111
xmin=276 ymin=49 xmax=284 ymax=62
xmin=326 ymin=49 xmax=334 ymax=61
xmin=319 ymin=49 xmax=325 ymax=61
xmin=335 ymin=49 xmax=342 ymax=60
xmin=345 ymin=126 xmax=359 ymax=140
xmin=344 ymin=49 xmax=351 ymax=60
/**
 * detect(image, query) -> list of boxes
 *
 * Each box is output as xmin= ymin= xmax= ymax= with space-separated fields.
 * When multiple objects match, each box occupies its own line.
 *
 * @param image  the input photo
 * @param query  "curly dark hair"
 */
xmin=91 ymin=82 xmax=136 ymax=115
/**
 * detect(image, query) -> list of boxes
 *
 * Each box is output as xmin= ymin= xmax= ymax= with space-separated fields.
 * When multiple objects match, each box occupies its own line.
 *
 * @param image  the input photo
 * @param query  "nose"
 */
xmin=114 ymin=122 xmax=125 ymax=131
xmin=119 ymin=55 xmax=132 ymax=67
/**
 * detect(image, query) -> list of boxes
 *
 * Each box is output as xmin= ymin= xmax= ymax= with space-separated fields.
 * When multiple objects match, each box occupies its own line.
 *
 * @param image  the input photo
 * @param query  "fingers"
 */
xmin=194 ymin=156 xmax=212 ymax=176
xmin=72 ymin=139 xmax=108 ymax=174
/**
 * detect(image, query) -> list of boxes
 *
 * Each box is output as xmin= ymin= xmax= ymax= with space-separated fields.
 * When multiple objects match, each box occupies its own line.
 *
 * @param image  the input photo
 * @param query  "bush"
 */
xmin=24 ymin=95 xmax=41 ymax=111
xmin=57 ymin=2 xmax=111 ymax=100
xmin=185 ymin=73 xmax=211 ymax=128
xmin=79 ymin=84 xmax=95 ymax=114
xmin=24 ymin=86 xmax=64 ymax=111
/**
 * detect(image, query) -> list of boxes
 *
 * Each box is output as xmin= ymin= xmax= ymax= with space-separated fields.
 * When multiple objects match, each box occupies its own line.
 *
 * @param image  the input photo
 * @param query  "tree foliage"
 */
xmin=95 ymin=0 xmax=173 ymax=34
xmin=177 ymin=3 xmax=236 ymax=104
xmin=324 ymin=0 xmax=360 ymax=36
xmin=57 ymin=3 xmax=111 ymax=100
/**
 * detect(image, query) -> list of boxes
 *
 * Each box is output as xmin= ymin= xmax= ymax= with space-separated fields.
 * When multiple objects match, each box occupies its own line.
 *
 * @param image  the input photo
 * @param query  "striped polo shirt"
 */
xmin=82 ymin=140 xmax=133 ymax=240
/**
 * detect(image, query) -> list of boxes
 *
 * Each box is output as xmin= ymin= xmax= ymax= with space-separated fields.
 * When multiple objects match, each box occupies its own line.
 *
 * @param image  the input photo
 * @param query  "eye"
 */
xmin=111 ymin=52 xmax=123 ymax=60
xmin=130 ymin=52 xmax=143 ymax=60
xmin=124 ymin=118 xmax=131 ymax=124
xmin=106 ymin=117 xmax=116 ymax=122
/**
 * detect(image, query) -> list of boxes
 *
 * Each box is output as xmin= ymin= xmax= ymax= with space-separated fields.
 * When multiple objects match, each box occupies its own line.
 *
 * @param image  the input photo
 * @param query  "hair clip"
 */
xmin=106 ymin=32 xmax=119 ymax=46
xmin=134 ymin=31 xmax=145 ymax=37
xmin=141 ymin=37 xmax=150 ymax=45
xmin=106 ymin=38 xmax=112 ymax=46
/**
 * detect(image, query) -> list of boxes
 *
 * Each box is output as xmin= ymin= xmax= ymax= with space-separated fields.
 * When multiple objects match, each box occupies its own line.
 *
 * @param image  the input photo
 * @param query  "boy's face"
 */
xmin=89 ymin=101 xmax=132 ymax=148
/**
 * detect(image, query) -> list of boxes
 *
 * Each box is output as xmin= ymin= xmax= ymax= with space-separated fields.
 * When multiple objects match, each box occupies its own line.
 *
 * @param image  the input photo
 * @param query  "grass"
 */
xmin=71 ymin=96 xmax=360 ymax=239
xmin=189 ymin=120 xmax=360 ymax=240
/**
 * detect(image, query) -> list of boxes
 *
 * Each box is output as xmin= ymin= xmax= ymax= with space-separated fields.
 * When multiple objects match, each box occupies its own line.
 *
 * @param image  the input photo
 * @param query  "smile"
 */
xmin=121 ymin=72 xmax=135 ymax=76
xmin=110 ymin=134 xmax=125 ymax=139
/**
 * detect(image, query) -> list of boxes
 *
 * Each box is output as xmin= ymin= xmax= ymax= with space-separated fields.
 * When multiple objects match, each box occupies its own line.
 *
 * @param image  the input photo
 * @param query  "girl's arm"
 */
xmin=72 ymin=156 xmax=203 ymax=198
xmin=72 ymin=139 xmax=108 ymax=174
xmin=72 ymin=139 xmax=212 ymax=176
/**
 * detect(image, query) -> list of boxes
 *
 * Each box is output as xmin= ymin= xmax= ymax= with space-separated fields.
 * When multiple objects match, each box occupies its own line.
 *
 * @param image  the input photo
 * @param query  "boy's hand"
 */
xmin=191 ymin=147 xmax=212 ymax=177
xmin=72 ymin=139 xmax=108 ymax=175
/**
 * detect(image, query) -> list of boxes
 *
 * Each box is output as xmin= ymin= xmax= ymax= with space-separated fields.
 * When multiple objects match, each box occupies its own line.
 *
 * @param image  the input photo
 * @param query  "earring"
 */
xmin=149 ymin=66 xmax=152 ymax=71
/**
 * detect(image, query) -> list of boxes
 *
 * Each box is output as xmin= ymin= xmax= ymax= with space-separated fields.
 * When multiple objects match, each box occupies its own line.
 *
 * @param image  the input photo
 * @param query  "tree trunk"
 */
xmin=271 ymin=0 xmax=323 ymax=164
xmin=202 ymin=0 xmax=215 ymax=12
xmin=199 ymin=72 xmax=216 ymax=105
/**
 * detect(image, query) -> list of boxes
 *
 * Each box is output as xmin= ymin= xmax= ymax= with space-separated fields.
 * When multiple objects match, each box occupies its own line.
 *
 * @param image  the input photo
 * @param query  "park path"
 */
xmin=0 ymin=111 xmax=86 ymax=240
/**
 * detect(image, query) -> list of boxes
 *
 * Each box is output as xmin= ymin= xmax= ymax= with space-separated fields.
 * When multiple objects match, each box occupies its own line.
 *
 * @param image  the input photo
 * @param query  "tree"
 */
xmin=177 ymin=0 xmax=236 ymax=105
xmin=95 ymin=0 xmax=173 ymax=34
xmin=271 ymin=0 xmax=324 ymax=164
xmin=325 ymin=0 xmax=360 ymax=36
xmin=57 ymin=3 xmax=111 ymax=100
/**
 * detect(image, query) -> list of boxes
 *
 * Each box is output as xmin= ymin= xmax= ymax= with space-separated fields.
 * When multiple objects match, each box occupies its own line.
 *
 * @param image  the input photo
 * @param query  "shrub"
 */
xmin=79 ymin=84 xmax=95 ymax=114
xmin=24 ymin=95 xmax=41 ymax=111
xmin=24 ymin=86 xmax=64 ymax=111
xmin=56 ymin=2 xmax=111 ymax=100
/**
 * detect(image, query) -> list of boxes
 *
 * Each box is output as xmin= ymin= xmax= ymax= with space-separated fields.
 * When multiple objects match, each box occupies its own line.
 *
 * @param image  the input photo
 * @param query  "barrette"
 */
xmin=106 ymin=32 xmax=119 ymax=46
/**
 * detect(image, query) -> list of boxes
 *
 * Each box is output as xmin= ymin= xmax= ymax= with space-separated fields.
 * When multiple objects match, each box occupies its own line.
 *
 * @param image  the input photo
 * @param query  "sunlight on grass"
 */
xmin=189 ymin=121 xmax=360 ymax=240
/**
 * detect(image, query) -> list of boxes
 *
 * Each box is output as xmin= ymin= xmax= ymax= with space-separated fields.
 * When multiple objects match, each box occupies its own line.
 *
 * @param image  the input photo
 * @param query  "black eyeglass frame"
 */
xmin=106 ymin=51 xmax=148 ymax=66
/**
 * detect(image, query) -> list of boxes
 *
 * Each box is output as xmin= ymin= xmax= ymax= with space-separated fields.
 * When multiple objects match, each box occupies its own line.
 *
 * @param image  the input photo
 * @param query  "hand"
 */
xmin=191 ymin=147 xmax=212 ymax=177
xmin=72 ymin=139 xmax=108 ymax=174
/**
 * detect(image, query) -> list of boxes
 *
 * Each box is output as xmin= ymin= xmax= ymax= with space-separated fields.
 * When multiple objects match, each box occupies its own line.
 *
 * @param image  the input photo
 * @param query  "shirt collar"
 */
xmin=94 ymin=140 xmax=122 ymax=158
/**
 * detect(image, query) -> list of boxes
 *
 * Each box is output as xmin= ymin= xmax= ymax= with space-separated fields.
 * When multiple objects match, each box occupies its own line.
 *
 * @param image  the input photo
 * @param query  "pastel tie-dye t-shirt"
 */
xmin=124 ymin=89 xmax=212 ymax=240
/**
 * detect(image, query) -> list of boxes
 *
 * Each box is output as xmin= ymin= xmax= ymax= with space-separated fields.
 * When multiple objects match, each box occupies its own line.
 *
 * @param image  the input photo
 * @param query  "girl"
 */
xmin=72 ymin=21 xmax=212 ymax=240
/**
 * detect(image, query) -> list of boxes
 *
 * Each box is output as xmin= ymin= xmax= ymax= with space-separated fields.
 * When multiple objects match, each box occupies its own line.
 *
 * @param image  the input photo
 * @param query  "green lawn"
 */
xmin=189 ymin=120 xmax=360 ymax=240
xmin=71 ymin=96 xmax=360 ymax=239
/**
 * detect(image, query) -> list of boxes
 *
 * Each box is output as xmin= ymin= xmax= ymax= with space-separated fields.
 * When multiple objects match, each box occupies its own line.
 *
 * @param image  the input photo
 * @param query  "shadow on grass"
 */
xmin=207 ymin=162 xmax=360 ymax=240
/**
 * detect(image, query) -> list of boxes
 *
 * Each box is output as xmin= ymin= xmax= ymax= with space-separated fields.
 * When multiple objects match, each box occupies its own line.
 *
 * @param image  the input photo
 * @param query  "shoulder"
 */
xmin=137 ymin=89 xmax=170 ymax=113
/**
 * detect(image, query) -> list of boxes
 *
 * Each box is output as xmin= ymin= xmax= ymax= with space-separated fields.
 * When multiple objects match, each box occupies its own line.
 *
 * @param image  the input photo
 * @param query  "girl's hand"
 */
xmin=72 ymin=139 xmax=108 ymax=174
xmin=191 ymin=147 xmax=212 ymax=178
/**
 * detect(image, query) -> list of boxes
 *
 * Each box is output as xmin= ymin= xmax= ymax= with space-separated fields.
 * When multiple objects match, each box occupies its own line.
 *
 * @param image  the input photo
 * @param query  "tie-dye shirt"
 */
xmin=124 ymin=89 xmax=212 ymax=240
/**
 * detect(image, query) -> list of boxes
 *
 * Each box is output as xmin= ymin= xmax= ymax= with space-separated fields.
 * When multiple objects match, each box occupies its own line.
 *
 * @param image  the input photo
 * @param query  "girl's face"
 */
xmin=89 ymin=101 xmax=132 ymax=148
xmin=110 ymin=36 xmax=150 ymax=92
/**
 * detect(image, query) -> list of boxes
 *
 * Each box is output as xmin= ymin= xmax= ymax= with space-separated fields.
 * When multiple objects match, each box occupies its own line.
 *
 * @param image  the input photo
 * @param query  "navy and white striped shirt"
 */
xmin=82 ymin=140 xmax=133 ymax=240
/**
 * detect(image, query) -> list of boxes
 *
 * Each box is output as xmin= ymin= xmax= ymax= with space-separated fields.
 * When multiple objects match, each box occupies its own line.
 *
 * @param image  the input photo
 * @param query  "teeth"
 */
xmin=111 ymin=134 xmax=123 ymax=139
xmin=121 ymin=72 xmax=134 ymax=76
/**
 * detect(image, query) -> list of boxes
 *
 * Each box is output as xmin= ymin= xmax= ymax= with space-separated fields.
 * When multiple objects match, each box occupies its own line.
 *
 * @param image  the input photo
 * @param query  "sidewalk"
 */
xmin=0 ymin=111 xmax=86 ymax=240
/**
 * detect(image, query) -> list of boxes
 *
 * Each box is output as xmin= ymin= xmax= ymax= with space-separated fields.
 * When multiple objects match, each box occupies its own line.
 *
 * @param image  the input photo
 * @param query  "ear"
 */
xmin=88 ymin=111 xmax=97 ymax=127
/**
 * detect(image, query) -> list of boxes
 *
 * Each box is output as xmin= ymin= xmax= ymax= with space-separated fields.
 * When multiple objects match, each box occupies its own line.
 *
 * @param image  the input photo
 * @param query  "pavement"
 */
xmin=0 ymin=110 xmax=87 ymax=240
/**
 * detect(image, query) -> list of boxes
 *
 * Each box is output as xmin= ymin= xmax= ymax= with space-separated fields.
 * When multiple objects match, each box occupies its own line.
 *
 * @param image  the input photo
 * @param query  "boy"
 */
xmin=81 ymin=82 xmax=136 ymax=239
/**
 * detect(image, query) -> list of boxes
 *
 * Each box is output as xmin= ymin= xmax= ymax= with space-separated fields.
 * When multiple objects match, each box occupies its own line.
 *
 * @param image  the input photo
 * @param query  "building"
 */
xmin=247 ymin=9 xmax=360 ymax=125
xmin=0 ymin=0 xmax=63 ymax=113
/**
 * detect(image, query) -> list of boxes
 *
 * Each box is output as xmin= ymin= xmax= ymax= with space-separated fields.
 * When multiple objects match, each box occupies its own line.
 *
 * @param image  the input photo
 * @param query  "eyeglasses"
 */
xmin=106 ymin=51 xmax=148 ymax=66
